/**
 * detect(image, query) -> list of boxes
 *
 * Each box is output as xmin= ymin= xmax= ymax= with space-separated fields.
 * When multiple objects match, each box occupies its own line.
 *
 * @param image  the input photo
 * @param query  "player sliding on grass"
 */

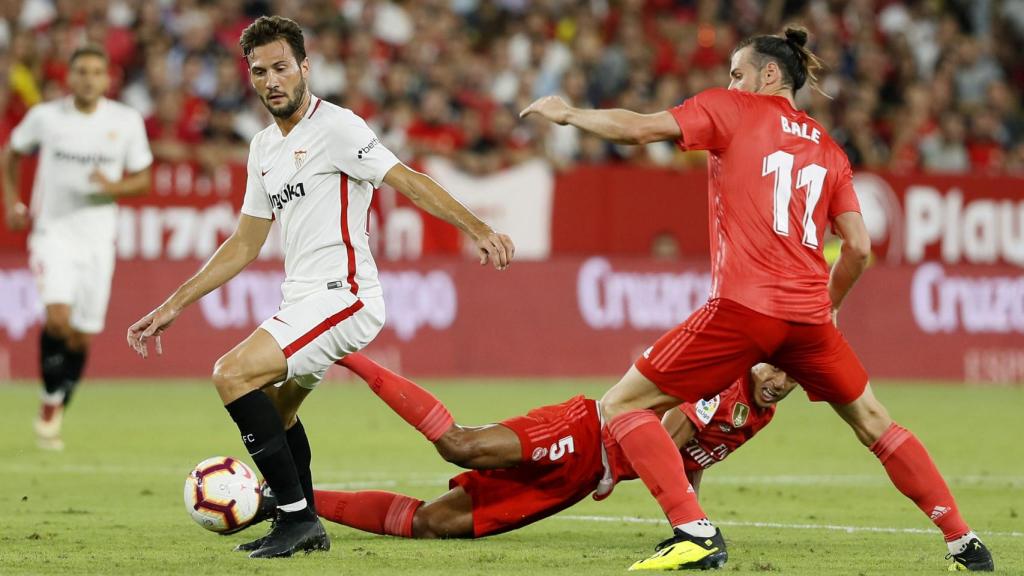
xmin=305 ymin=354 xmax=795 ymax=540
xmin=520 ymin=25 xmax=993 ymax=572
xmin=126 ymin=16 xmax=513 ymax=559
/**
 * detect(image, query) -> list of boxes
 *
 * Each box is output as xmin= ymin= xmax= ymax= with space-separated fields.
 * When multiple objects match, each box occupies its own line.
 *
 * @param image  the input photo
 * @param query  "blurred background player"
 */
xmin=307 ymin=354 xmax=796 ymax=539
xmin=1 ymin=44 xmax=152 ymax=451
xmin=521 ymin=26 xmax=993 ymax=572
xmin=126 ymin=16 xmax=513 ymax=559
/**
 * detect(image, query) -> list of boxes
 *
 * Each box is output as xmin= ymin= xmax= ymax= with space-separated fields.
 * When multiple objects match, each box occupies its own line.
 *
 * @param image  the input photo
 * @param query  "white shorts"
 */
xmin=259 ymin=289 xmax=385 ymax=389
xmin=28 ymin=228 xmax=115 ymax=334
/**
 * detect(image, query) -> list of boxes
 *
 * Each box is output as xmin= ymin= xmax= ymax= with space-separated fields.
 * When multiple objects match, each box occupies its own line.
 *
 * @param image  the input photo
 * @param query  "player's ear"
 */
xmin=762 ymin=60 xmax=780 ymax=90
xmin=300 ymin=57 xmax=310 ymax=78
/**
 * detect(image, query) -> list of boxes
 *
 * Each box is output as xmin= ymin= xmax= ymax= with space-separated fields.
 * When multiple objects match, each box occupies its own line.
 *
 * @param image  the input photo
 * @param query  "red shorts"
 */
xmin=635 ymin=298 xmax=868 ymax=405
xmin=449 ymin=396 xmax=605 ymax=537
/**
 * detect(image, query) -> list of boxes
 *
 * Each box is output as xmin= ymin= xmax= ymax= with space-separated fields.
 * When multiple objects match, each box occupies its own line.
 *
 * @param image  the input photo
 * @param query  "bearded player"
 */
xmin=127 ymin=16 xmax=514 ymax=559
xmin=521 ymin=26 xmax=992 ymax=572
xmin=301 ymin=354 xmax=796 ymax=539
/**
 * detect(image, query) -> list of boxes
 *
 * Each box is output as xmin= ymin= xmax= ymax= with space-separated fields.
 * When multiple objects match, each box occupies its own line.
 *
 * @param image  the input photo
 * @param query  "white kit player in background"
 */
xmin=1 ymin=44 xmax=153 ymax=451
xmin=126 ymin=16 xmax=514 ymax=559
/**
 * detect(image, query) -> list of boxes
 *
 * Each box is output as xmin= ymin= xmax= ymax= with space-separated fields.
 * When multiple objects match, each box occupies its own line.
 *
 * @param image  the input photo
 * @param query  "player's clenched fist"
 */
xmin=519 ymin=96 xmax=572 ymax=125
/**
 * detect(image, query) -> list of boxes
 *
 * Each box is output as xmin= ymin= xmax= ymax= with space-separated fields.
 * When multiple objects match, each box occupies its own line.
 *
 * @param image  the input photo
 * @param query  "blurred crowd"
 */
xmin=1 ymin=0 xmax=1024 ymax=175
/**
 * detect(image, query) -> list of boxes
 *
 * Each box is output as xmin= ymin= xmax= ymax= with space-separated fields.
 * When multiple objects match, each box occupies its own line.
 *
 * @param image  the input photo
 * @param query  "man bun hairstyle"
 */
xmin=735 ymin=24 xmax=825 ymax=93
xmin=239 ymin=15 xmax=307 ymax=64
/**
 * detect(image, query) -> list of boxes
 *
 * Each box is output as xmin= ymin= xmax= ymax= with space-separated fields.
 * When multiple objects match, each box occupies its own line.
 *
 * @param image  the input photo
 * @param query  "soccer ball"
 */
xmin=183 ymin=456 xmax=262 ymax=534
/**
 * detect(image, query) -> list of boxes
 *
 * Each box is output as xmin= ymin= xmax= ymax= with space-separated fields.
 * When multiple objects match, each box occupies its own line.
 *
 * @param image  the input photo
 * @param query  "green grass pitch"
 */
xmin=1 ymin=379 xmax=1021 ymax=575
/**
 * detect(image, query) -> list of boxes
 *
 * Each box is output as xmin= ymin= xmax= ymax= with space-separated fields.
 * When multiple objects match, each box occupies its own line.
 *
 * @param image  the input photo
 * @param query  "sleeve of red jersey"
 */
xmin=679 ymin=394 xmax=721 ymax=432
xmin=667 ymin=88 xmax=749 ymax=153
xmin=828 ymin=159 xmax=862 ymax=220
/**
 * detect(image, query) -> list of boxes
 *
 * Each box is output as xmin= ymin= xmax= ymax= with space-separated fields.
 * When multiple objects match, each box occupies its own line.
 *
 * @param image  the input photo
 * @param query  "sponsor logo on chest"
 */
xmin=269 ymin=182 xmax=306 ymax=211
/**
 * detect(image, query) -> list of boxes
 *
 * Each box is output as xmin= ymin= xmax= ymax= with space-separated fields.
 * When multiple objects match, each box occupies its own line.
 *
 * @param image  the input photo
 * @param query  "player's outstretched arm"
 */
xmin=519 ymin=96 xmax=681 ymax=145
xmin=127 ymin=214 xmax=272 ymax=357
xmin=0 ymin=147 xmax=29 ymax=230
xmin=828 ymin=211 xmax=871 ymax=324
xmin=382 ymin=163 xmax=514 ymax=270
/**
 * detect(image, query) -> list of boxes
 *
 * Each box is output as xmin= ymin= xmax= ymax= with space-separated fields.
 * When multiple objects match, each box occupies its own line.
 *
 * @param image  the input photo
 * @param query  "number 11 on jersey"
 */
xmin=762 ymin=150 xmax=828 ymax=249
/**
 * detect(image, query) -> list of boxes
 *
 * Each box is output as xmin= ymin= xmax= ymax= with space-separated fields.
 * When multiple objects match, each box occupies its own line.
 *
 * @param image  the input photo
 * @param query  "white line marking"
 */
xmin=4 ymin=463 xmax=1022 ymax=489
xmin=556 ymin=515 xmax=1024 ymax=538
xmin=5 ymin=461 xmax=1021 ymax=540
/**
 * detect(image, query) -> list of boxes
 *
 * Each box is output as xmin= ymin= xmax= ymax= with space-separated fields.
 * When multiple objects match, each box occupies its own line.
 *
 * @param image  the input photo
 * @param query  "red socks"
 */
xmin=340 ymin=354 xmax=454 ymax=442
xmin=313 ymin=489 xmax=422 ymax=538
xmin=608 ymin=409 xmax=706 ymax=526
xmin=871 ymin=423 xmax=970 ymax=541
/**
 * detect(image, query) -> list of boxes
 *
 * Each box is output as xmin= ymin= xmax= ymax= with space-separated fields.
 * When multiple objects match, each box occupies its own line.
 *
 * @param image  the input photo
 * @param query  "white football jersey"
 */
xmin=241 ymin=96 xmax=400 ymax=301
xmin=9 ymin=96 xmax=153 ymax=241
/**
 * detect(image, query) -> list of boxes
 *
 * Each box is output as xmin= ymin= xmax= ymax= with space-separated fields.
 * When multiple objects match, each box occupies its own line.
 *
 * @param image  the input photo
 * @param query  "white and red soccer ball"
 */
xmin=183 ymin=456 xmax=261 ymax=534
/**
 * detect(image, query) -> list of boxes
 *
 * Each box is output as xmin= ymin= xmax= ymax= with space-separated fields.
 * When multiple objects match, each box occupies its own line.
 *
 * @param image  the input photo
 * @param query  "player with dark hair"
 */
xmin=1 ymin=44 xmax=152 ymax=451
xmin=521 ymin=26 xmax=993 ymax=571
xmin=275 ymin=354 xmax=797 ymax=539
xmin=127 ymin=16 xmax=514 ymax=559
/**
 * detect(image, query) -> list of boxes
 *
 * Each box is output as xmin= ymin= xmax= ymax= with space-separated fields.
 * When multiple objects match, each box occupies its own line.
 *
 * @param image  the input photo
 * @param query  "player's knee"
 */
xmin=435 ymin=428 xmax=478 ymax=467
xmin=44 ymin=313 xmax=73 ymax=341
xmin=211 ymin=354 xmax=253 ymax=396
xmin=846 ymin=402 xmax=892 ymax=446
xmin=412 ymin=504 xmax=468 ymax=539
xmin=66 ymin=331 xmax=91 ymax=353
xmin=410 ymin=506 xmax=443 ymax=539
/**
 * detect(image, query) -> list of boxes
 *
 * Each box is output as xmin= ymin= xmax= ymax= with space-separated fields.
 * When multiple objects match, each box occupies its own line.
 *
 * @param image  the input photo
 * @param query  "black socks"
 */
xmin=225 ymin=390 xmax=306 ymax=510
xmin=39 ymin=330 xmax=88 ymax=407
xmin=62 ymin=347 xmax=86 ymax=407
xmin=40 ymin=330 xmax=67 ymax=396
xmin=286 ymin=418 xmax=315 ymax=507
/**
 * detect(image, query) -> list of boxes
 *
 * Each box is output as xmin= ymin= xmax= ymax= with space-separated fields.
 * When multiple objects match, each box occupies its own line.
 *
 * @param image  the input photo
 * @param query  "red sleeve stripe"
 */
xmin=340 ymin=174 xmax=359 ymax=295
xmin=283 ymin=299 xmax=365 ymax=358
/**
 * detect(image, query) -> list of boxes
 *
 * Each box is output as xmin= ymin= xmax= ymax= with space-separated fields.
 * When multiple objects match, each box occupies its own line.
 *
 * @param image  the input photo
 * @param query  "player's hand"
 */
xmin=89 ymin=169 xmax=115 ymax=199
xmin=4 ymin=201 xmax=29 ymax=230
xmin=473 ymin=229 xmax=515 ymax=270
xmin=519 ymin=96 xmax=572 ymax=125
xmin=127 ymin=304 xmax=180 ymax=358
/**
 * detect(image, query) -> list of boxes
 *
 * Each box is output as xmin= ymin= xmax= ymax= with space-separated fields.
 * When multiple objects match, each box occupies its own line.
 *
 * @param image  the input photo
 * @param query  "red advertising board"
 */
xmin=2 ymin=161 xmax=1021 ymax=264
xmin=1 ymin=255 xmax=1020 ymax=383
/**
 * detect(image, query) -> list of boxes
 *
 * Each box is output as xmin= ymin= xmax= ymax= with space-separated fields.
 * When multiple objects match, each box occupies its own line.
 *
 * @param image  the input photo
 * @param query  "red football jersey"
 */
xmin=668 ymin=88 xmax=861 ymax=323
xmin=604 ymin=374 xmax=775 ymax=482
xmin=676 ymin=373 xmax=776 ymax=472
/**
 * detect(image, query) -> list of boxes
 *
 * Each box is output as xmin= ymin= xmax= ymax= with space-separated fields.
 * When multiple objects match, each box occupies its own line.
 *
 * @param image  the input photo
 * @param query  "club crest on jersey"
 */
xmin=269 ymin=182 xmax=306 ymax=211
xmin=694 ymin=395 xmax=720 ymax=425
xmin=732 ymin=403 xmax=749 ymax=428
xmin=293 ymin=149 xmax=308 ymax=170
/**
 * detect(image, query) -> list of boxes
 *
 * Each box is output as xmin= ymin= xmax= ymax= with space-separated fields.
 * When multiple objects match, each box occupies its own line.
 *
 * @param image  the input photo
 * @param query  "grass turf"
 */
xmin=1 ymin=379 xmax=1021 ymax=575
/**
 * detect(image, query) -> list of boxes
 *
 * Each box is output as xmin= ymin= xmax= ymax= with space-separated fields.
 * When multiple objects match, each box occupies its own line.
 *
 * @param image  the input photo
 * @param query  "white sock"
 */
xmin=278 ymin=498 xmax=308 ymax=513
xmin=947 ymin=531 xmax=978 ymax=555
xmin=41 ymin=390 xmax=65 ymax=406
xmin=674 ymin=518 xmax=716 ymax=538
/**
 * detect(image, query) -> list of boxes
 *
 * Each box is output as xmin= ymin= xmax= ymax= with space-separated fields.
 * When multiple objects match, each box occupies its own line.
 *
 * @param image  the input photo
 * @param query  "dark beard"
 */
xmin=263 ymin=77 xmax=307 ymax=119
